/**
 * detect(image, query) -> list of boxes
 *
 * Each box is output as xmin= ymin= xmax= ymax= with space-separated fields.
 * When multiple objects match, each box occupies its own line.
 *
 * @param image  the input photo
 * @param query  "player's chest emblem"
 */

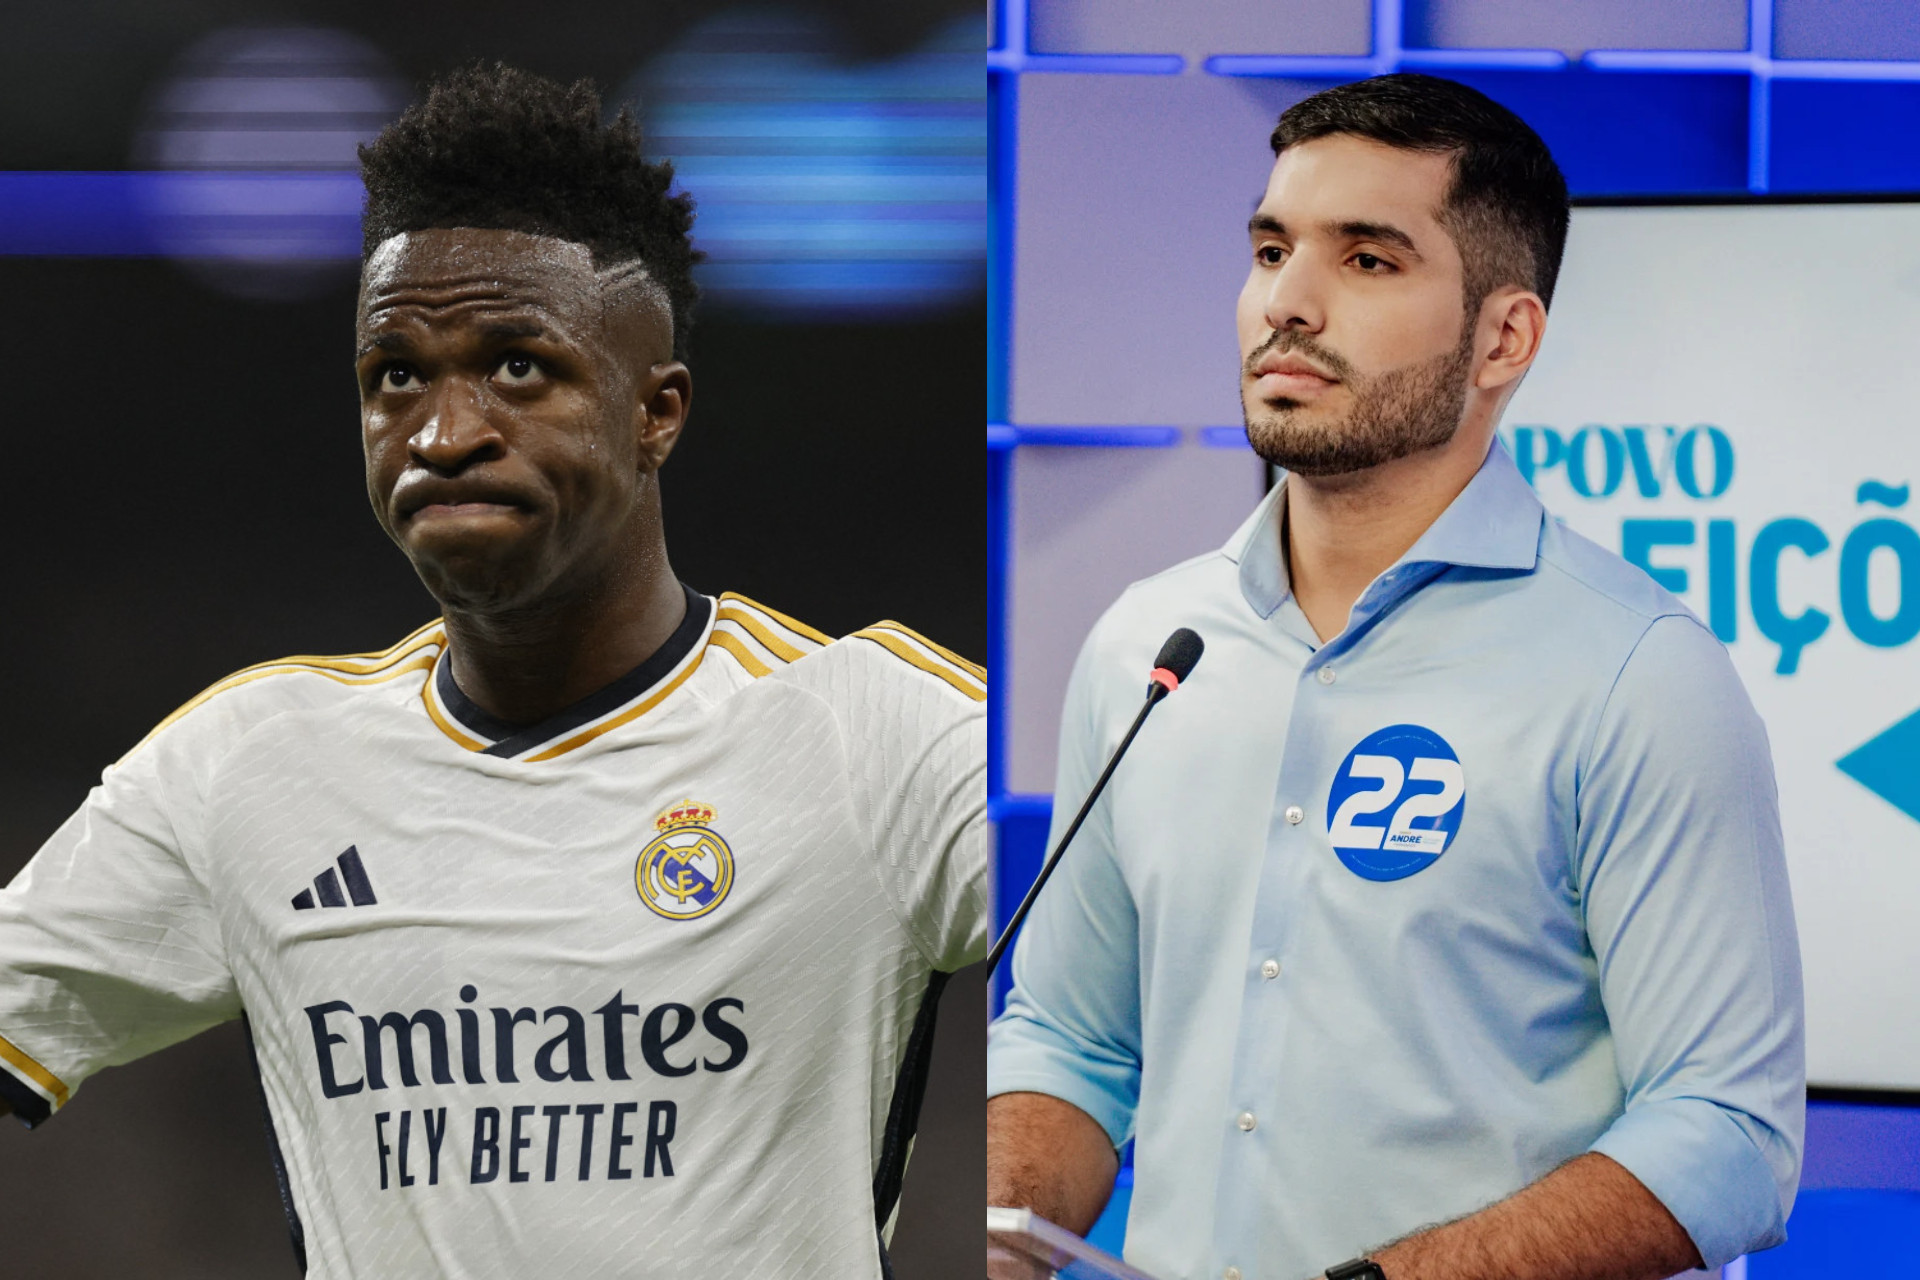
xmin=636 ymin=799 xmax=736 ymax=920
xmin=1325 ymin=724 xmax=1466 ymax=882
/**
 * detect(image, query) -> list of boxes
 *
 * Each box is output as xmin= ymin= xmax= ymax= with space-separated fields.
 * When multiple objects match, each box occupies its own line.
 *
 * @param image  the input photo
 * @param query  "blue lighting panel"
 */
xmin=0 ymin=15 xmax=985 ymax=316
xmin=1770 ymin=78 xmax=1920 ymax=192
xmin=0 ymin=171 xmax=363 ymax=260
xmin=0 ymin=173 xmax=156 ymax=256
xmin=635 ymin=12 xmax=986 ymax=317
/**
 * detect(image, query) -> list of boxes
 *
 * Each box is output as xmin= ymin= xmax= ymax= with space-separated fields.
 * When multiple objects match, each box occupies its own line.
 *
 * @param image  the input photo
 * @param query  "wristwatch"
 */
xmin=1325 ymin=1260 xmax=1386 ymax=1280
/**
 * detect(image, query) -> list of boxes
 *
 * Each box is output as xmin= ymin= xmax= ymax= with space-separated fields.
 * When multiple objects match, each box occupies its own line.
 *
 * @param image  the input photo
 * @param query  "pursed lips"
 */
xmin=392 ymin=478 xmax=532 ymax=523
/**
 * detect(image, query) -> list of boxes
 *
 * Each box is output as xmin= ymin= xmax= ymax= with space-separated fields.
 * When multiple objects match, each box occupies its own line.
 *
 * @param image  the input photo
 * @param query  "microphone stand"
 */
xmin=985 ymin=681 xmax=1172 ymax=976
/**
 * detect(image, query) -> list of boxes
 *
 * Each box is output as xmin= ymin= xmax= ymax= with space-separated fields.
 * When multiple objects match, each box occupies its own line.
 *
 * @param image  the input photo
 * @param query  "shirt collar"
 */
xmin=1230 ymin=435 xmax=1545 ymax=621
xmin=424 ymin=583 xmax=713 ymax=761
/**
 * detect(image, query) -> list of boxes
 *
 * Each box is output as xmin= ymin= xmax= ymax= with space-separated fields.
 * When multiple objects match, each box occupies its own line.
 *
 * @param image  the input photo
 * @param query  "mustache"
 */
xmin=1242 ymin=330 xmax=1357 ymax=383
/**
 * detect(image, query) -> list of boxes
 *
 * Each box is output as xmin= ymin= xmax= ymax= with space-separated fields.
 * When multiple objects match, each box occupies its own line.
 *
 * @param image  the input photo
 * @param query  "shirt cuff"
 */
xmin=1589 ymin=1097 xmax=1788 ymax=1267
xmin=987 ymin=1015 xmax=1139 ymax=1150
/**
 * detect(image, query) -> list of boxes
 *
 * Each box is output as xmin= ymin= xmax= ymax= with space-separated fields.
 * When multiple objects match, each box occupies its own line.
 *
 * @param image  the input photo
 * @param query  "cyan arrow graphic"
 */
xmin=1838 ymin=708 xmax=1920 ymax=824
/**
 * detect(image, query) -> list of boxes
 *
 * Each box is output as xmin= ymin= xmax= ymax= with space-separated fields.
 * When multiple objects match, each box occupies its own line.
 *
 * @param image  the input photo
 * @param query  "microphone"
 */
xmin=986 ymin=628 xmax=1204 ymax=976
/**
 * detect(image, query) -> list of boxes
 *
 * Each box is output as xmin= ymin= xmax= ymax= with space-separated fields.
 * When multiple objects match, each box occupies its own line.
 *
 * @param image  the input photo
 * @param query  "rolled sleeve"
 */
xmin=1591 ymin=1097 xmax=1792 ymax=1266
xmin=1577 ymin=614 xmax=1805 ymax=1266
xmin=987 ymin=625 xmax=1144 ymax=1150
xmin=989 ymin=986 xmax=1141 ymax=1150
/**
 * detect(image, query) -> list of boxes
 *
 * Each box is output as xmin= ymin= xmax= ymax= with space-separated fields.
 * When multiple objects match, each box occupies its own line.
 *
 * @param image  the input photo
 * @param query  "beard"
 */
xmin=1241 ymin=325 xmax=1475 ymax=477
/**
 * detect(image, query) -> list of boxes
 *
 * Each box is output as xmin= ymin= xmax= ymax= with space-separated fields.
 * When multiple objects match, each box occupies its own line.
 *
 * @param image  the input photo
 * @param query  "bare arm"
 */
xmin=986 ymin=1091 xmax=1119 ymax=1236
xmin=1362 ymin=1153 xmax=1701 ymax=1280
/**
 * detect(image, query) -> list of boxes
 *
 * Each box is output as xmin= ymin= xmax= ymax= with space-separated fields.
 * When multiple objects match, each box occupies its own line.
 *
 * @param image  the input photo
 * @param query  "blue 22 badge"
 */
xmin=1325 ymin=725 xmax=1467 ymax=882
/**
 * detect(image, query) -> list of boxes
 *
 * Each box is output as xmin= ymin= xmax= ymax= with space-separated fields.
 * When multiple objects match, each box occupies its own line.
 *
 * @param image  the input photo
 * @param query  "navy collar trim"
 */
xmin=435 ymin=583 xmax=711 ymax=758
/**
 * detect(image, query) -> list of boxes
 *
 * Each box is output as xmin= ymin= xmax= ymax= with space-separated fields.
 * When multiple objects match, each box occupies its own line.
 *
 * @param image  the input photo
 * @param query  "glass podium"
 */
xmin=987 ymin=1207 xmax=1163 ymax=1280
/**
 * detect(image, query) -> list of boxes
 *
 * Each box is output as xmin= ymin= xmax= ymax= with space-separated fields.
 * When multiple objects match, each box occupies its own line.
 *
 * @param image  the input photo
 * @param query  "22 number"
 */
xmin=1328 ymin=755 xmax=1465 ymax=851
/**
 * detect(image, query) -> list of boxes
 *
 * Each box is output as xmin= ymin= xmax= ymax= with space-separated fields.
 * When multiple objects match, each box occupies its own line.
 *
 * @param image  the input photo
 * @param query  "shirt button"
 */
xmin=1284 ymin=804 xmax=1303 ymax=825
xmin=1261 ymin=958 xmax=1281 ymax=980
xmin=1224 ymin=1269 xmax=1243 ymax=1280
xmin=1317 ymin=666 xmax=1336 ymax=685
xmin=1236 ymin=1110 xmax=1257 ymax=1132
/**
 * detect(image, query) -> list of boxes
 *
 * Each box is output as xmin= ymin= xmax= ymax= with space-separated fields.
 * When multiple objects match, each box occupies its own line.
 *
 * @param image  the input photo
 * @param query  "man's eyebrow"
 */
xmin=1247 ymin=214 xmax=1423 ymax=258
xmin=1325 ymin=219 xmax=1421 ymax=255
xmin=356 ymin=332 xmax=411 ymax=359
xmin=477 ymin=320 xmax=549 ymax=343
xmin=356 ymin=318 xmax=557 ymax=359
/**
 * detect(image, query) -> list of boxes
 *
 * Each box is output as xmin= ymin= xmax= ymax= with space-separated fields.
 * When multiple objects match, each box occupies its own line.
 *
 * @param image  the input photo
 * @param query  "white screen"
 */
xmin=1505 ymin=201 xmax=1920 ymax=1091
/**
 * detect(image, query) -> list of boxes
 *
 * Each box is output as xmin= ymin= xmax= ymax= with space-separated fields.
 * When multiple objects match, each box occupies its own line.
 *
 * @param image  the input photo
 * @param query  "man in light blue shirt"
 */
xmin=986 ymin=75 xmax=1803 ymax=1280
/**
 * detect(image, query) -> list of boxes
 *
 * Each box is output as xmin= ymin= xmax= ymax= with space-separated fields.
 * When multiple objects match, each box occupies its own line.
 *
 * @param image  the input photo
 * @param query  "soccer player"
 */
xmin=989 ymin=75 xmax=1801 ymax=1280
xmin=0 ymin=65 xmax=986 ymax=1279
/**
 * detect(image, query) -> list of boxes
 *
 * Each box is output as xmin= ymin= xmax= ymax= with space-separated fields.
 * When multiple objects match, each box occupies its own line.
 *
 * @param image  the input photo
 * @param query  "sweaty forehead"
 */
xmin=357 ymin=228 xmax=667 ymax=355
xmin=361 ymin=229 xmax=596 ymax=318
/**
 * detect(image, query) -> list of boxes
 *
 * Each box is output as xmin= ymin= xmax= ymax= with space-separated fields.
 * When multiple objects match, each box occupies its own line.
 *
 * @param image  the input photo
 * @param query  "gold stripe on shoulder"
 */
xmin=220 ymin=617 xmax=446 ymax=679
xmin=0 ymin=1031 xmax=71 ymax=1108
xmin=708 ymin=629 xmax=772 ymax=679
xmin=715 ymin=608 xmax=808 ymax=665
xmin=865 ymin=621 xmax=986 ymax=682
xmin=122 ymin=626 xmax=444 ymax=762
xmin=717 ymin=592 xmax=832 ymax=647
xmin=853 ymin=627 xmax=987 ymax=702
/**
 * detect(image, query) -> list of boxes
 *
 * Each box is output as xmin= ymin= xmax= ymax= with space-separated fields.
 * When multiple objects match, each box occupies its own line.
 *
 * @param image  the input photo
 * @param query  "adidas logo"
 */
xmin=292 ymin=846 xmax=378 ymax=910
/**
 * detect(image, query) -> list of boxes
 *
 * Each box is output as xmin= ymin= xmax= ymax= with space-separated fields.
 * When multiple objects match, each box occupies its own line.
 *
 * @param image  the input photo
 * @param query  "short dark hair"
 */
xmin=1270 ymin=73 xmax=1570 ymax=310
xmin=359 ymin=64 xmax=701 ymax=361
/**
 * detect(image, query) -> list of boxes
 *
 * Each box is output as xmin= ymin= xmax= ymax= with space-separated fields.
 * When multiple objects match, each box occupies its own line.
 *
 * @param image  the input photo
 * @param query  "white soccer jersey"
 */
xmin=0 ymin=586 xmax=987 ymax=1279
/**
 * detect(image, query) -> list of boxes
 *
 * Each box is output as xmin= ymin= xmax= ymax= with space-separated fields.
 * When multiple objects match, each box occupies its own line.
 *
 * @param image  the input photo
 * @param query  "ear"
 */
xmin=1472 ymin=286 xmax=1547 ymax=394
xmin=634 ymin=361 xmax=692 ymax=472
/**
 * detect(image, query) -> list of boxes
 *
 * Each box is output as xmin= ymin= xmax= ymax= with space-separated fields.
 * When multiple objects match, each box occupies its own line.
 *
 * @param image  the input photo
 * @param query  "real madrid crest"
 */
xmin=636 ymin=799 xmax=735 ymax=921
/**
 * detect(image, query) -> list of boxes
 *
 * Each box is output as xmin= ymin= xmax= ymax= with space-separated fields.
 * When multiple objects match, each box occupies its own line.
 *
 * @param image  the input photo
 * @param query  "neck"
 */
xmin=1283 ymin=424 xmax=1493 ymax=643
xmin=439 ymin=520 xmax=686 ymax=727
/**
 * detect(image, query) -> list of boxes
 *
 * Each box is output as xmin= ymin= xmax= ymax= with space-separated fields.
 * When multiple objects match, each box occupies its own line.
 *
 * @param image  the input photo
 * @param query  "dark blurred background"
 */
xmin=0 ymin=2 xmax=983 ymax=1276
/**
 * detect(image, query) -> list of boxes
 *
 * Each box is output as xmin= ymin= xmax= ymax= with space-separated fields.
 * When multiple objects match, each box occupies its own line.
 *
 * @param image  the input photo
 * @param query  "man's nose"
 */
xmin=409 ymin=378 xmax=506 ymax=473
xmin=1263 ymin=255 xmax=1327 ymax=335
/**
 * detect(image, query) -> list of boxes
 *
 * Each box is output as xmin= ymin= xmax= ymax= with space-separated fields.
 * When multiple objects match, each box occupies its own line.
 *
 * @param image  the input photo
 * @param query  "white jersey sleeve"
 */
xmin=819 ymin=622 xmax=989 ymax=974
xmin=0 ymin=700 xmax=240 ymax=1123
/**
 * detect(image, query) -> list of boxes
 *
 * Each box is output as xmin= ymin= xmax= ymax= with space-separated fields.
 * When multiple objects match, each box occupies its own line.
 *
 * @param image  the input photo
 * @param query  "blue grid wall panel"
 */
xmin=1007 ymin=443 xmax=1265 ymax=794
xmin=1405 ymin=0 xmax=1748 ymax=56
xmin=1027 ymin=0 xmax=1368 ymax=58
xmin=1747 ymin=1192 xmax=1920 ymax=1275
xmin=992 ymin=797 xmax=1053 ymax=1005
xmin=1774 ymin=0 xmax=1920 ymax=60
xmin=990 ymin=70 xmax=1015 ymax=425
xmin=1771 ymin=79 xmax=1920 ymax=192
xmin=1012 ymin=73 xmax=1320 ymax=427
xmin=989 ymin=444 xmax=1012 ymax=796
xmin=1447 ymin=69 xmax=1752 ymax=195
xmin=1803 ymin=1103 xmax=1920 ymax=1191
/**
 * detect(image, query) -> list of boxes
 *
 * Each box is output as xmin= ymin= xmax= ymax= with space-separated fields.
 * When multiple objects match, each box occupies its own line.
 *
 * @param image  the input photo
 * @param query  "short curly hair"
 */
xmin=359 ymin=63 xmax=700 ymax=361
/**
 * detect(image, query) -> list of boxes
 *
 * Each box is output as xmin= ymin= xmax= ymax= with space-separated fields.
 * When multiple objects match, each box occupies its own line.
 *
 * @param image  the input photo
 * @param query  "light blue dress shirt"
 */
xmin=988 ymin=439 xmax=1804 ymax=1280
